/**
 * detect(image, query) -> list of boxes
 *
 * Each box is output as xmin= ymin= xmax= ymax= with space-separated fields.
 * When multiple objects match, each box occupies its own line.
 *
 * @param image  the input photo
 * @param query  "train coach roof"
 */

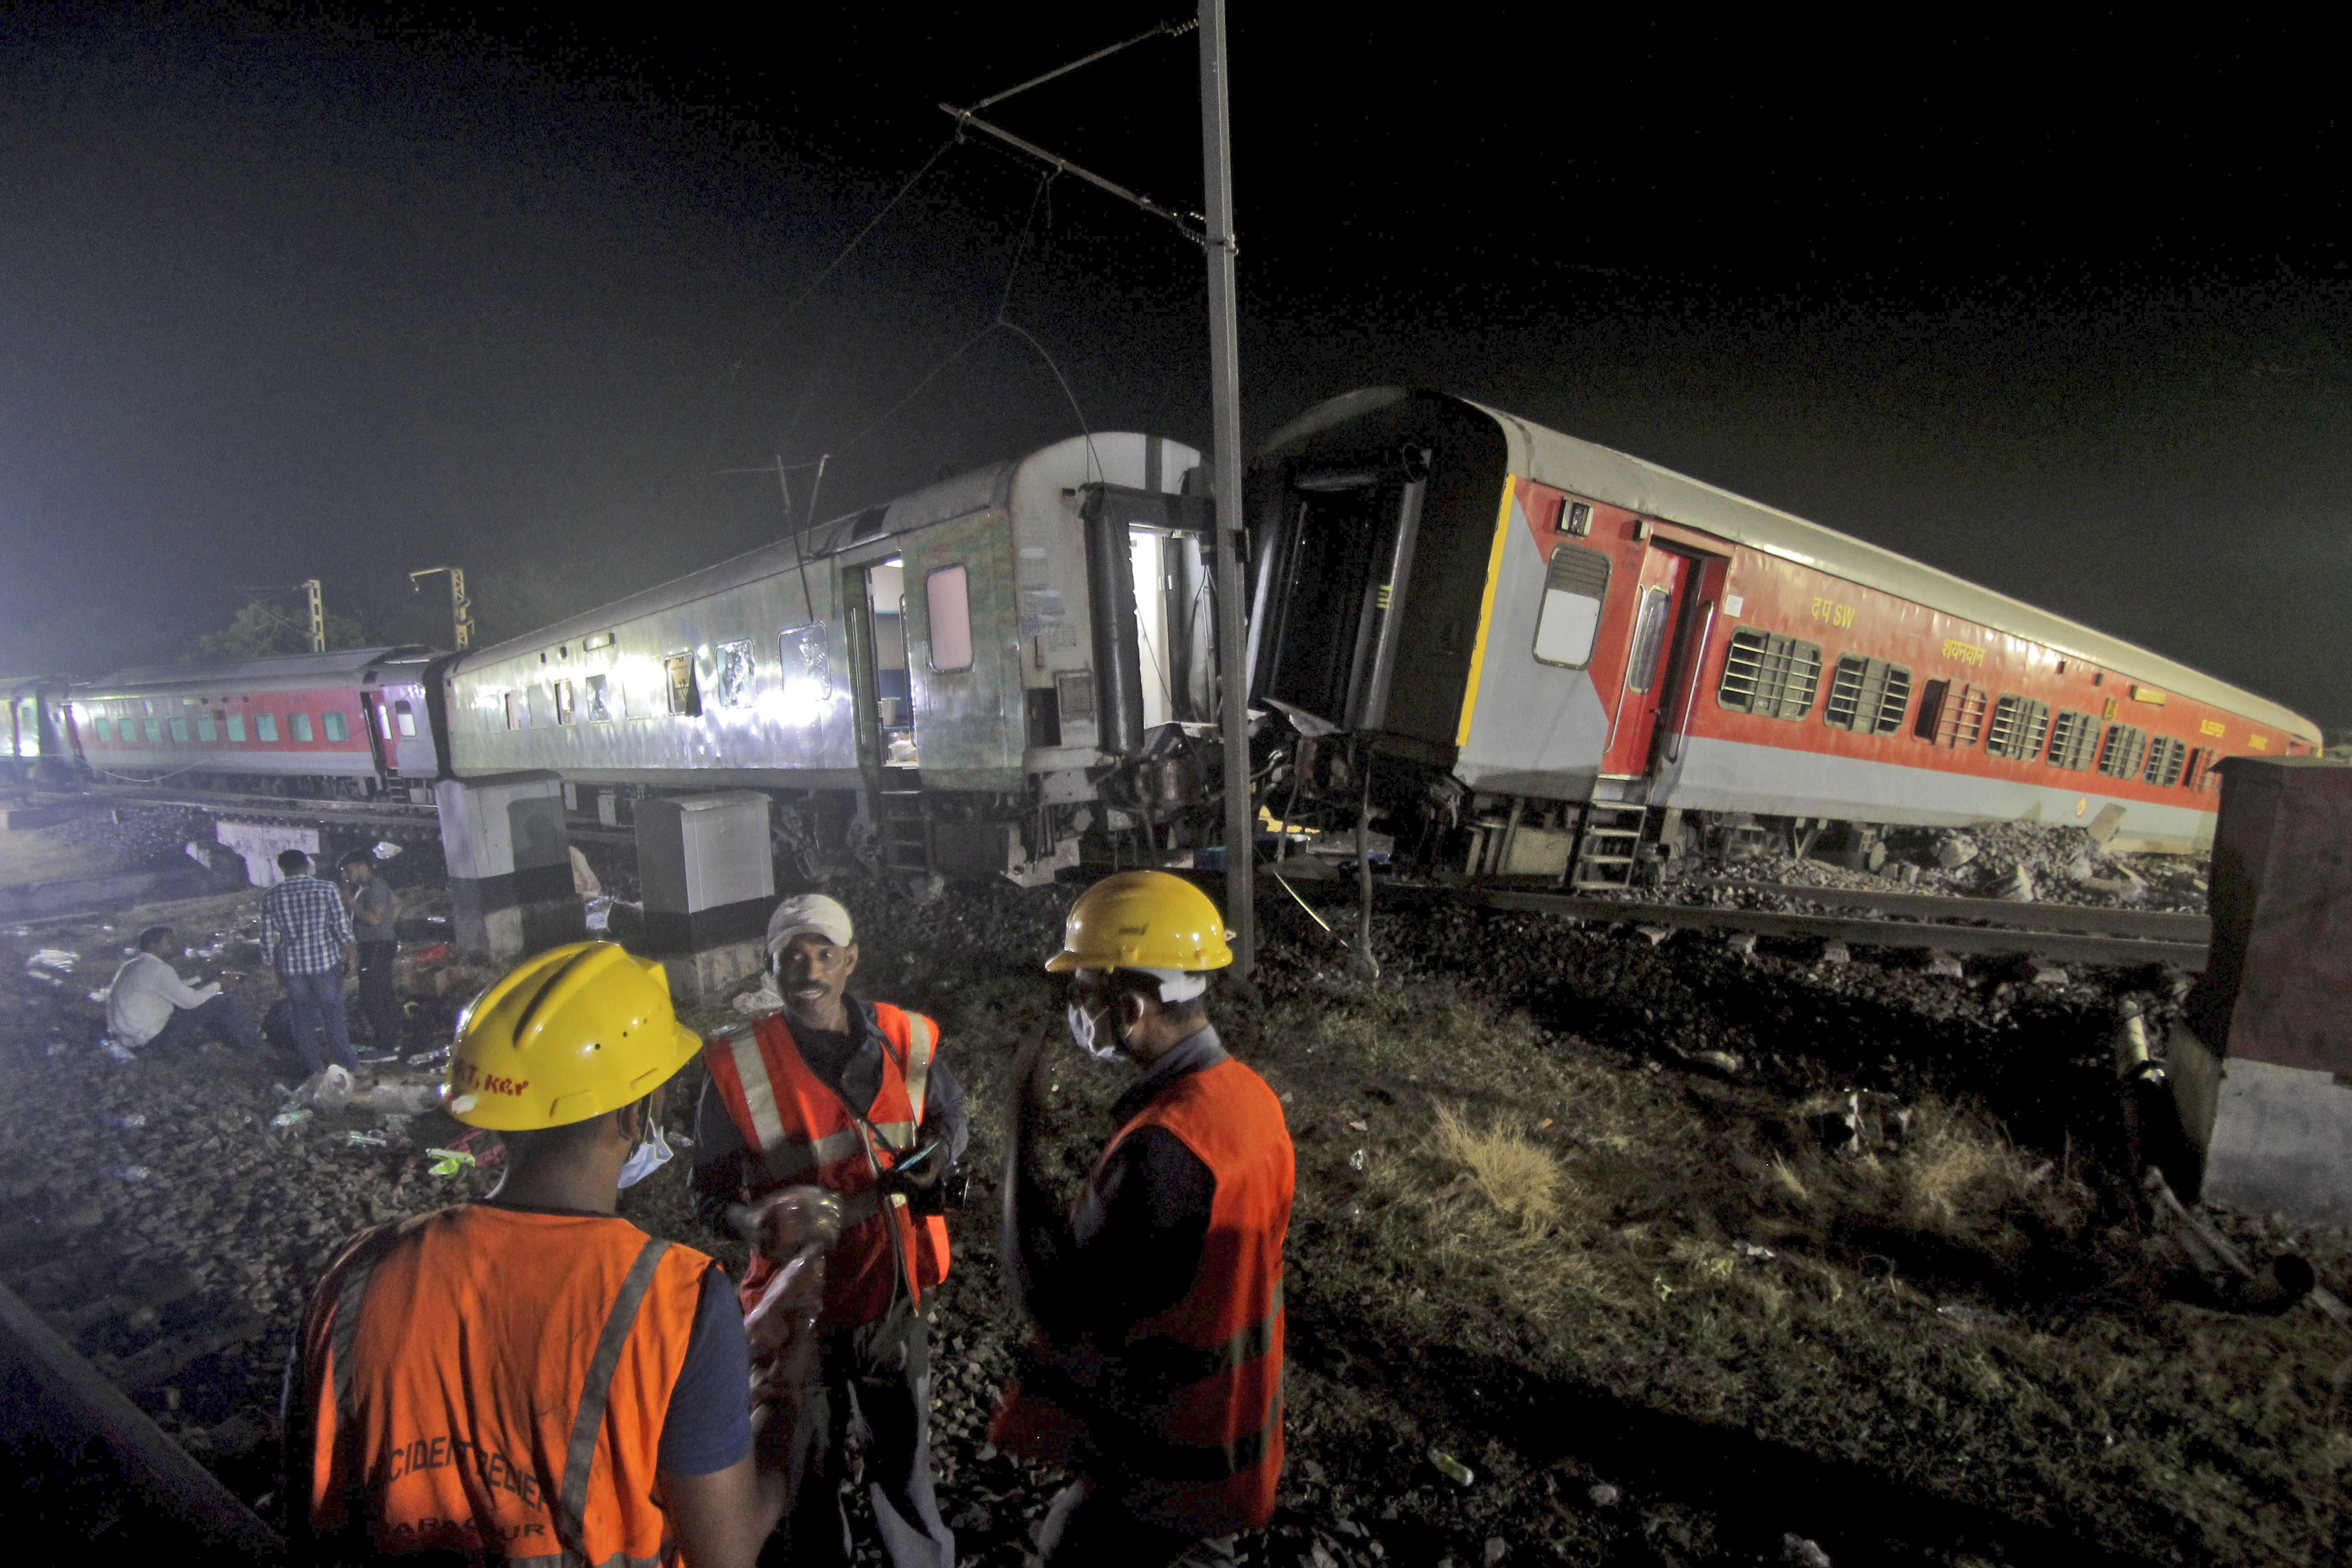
xmin=82 ymin=647 xmax=432 ymax=693
xmin=1263 ymin=388 xmax=2320 ymax=743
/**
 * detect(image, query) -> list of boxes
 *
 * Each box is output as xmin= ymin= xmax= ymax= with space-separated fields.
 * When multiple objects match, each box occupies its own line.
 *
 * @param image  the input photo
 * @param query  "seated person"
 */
xmin=104 ymin=924 xmax=263 ymax=1054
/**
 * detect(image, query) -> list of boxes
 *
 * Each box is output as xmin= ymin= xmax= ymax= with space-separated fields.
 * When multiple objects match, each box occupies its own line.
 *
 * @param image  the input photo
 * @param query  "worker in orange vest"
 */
xmin=993 ymin=872 xmax=1296 ymax=1567
xmin=289 ymin=942 xmax=817 ymax=1567
xmin=692 ymin=893 xmax=964 ymax=1568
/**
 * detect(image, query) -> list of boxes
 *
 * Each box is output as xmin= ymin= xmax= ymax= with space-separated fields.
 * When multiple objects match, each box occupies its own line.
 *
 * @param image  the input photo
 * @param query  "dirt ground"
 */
xmin=2 ymin=808 xmax=2347 ymax=1567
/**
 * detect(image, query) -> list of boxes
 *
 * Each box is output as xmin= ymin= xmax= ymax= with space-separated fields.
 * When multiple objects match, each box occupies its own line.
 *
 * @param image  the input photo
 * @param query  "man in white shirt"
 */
xmin=105 ymin=925 xmax=263 ymax=1054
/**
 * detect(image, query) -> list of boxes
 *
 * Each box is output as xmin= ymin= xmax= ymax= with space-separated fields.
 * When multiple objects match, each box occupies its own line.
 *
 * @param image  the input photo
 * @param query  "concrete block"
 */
xmin=434 ymin=771 xmax=583 ymax=962
xmin=214 ymin=822 xmax=319 ymax=887
xmin=636 ymin=792 xmax=774 ymax=954
xmin=2170 ymin=1022 xmax=2352 ymax=1225
xmin=653 ymin=940 xmax=769 ymax=1008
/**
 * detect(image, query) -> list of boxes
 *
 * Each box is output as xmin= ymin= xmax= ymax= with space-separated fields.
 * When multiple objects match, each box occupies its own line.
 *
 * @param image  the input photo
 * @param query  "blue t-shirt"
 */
xmin=660 ymin=1268 xmax=753 ymax=1475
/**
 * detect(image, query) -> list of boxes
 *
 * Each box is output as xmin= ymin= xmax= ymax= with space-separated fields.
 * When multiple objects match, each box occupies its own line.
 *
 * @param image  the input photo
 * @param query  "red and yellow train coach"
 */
xmin=68 ymin=648 xmax=441 ymax=796
xmin=1248 ymin=388 xmax=2320 ymax=879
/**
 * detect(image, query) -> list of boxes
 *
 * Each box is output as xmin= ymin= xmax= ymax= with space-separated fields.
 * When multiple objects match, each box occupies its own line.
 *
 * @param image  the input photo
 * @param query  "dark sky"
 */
xmin=5 ymin=5 xmax=2348 ymax=733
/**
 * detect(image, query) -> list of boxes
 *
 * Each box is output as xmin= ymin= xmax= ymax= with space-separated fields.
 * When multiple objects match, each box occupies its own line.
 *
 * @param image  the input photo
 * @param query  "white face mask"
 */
xmin=617 ymin=1121 xmax=675 ymax=1189
xmin=1066 ymin=1000 xmax=1124 ymax=1063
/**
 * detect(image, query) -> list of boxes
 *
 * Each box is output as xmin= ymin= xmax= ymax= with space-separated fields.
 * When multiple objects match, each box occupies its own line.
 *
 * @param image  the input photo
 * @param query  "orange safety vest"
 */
xmin=702 ymin=1002 xmax=950 ymax=1323
xmin=991 ymin=1056 xmax=1294 ymax=1536
xmin=298 ymin=1204 xmax=715 ymax=1566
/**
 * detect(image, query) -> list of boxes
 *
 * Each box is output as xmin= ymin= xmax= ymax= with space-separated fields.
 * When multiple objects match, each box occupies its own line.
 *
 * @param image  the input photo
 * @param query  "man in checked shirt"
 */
xmin=261 ymin=848 xmax=360 ymax=1077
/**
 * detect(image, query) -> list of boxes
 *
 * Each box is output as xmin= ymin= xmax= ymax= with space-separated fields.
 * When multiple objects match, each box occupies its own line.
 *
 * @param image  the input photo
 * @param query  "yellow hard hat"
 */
xmin=445 ymin=942 xmax=703 ymax=1130
xmin=1045 ymin=871 xmax=1234 ymax=974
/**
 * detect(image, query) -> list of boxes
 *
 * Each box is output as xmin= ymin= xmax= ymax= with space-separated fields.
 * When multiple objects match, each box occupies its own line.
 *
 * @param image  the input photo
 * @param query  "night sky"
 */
xmin=4 ymin=7 xmax=2347 ymax=735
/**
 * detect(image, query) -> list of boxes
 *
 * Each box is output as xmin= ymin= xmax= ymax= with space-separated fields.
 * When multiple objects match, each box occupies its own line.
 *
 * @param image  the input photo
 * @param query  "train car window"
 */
xmin=926 ymin=566 xmax=975 ymax=672
xmin=166 ymin=717 xmax=186 ymax=742
xmin=2143 ymin=735 xmax=2188 ymax=788
xmin=1717 ymin=627 xmax=1823 ymax=720
xmin=144 ymin=717 xmax=163 ymax=742
xmin=715 ymin=640 xmax=758 ymax=706
xmin=2184 ymin=746 xmax=2220 ymax=791
xmin=324 ymin=712 xmax=349 ymax=741
xmin=257 ymin=714 xmax=279 ymax=742
xmin=1824 ymin=657 xmax=1913 ymax=734
xmin=784 ymin=625 xmax=833 ymax=701
xmin=2096 ymin=724 xmax=2149 ymax=780
xmin=1532 ymin=545 xmax=1611 ymax=668
xmin=554 ymin=681 xmax=576 ymax=725
xmin=291 ymin=713 xmax=314 ymax=743
xmin=1985 ymin=694 xmax=2052 ymax=759
xmin=1623 ymin=587 xmax=1671 ymax=692
xmin=504 ymin=691 xmax=525 ymax=730
xmin=379 ymin=706 xmax=396 ymax=740
xmin=93 ymin=716 xmax=113 ymax=742
xmin=665 ymin=654 xmax=701 ymax=716
xmin=2047 ymin=710 xmax=2097 ymax=770
xmin=227 ymin=715 xmax=246 ymax=742
xmin=197 ymin=715 xmax=217 ymax=743
xmin=394 ymin=700 xmax=417 ymax=736
xmin=583 ymin=676 xmax=614 ymax=722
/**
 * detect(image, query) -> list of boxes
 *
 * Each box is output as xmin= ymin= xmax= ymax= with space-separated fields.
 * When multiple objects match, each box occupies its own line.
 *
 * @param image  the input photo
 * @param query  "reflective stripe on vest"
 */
xmin=702 ymin=1003 xmax=950 ymax=1323
xmin=302 ymin=1206 xmax=710 ymax=1566
xmin=992 ymin=1056 xmax=1294 ymax=1534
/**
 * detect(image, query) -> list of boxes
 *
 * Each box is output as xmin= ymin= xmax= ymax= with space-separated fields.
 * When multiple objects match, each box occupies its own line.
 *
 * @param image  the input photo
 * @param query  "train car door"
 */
xmin=844 ymin=558 xmax=917 ymax=773
xmin=1598 ymin=546 xmax=1702 ymax=778
xmin=900 ymin=511 xmax=1023 ymax=790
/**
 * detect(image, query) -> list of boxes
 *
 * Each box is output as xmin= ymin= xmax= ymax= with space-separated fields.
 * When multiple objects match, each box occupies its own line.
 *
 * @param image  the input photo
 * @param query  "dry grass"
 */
xmin=1431 ymin=1102 xmax=1562 ymax=1236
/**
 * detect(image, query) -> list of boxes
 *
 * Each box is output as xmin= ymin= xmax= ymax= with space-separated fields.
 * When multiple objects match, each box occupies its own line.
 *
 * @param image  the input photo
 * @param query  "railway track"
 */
xmin=1288 ymin=872 xmax=2211 ymax=970
xmin=31 ymin=784 xmax=637 ymax=844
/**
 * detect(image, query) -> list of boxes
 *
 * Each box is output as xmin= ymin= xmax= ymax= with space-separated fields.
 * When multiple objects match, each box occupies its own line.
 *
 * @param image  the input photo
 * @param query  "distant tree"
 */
xmin=186 ymin=599 xmax=369 ymax=662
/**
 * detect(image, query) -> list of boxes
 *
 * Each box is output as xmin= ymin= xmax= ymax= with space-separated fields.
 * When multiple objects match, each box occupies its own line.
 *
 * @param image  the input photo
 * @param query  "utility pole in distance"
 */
xmin=302 ymin=578 xmax=326 ymax=652
xmin=408 ymin=567 xmax=474 ymax=651
xmin=1200 ymin=0 xmax=1254 ymax=978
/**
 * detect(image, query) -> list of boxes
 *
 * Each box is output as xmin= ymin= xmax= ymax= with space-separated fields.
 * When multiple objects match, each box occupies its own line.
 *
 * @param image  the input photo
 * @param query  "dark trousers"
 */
xmin=1034 ymin=1479 xmax=1237 ymax=1568
xmin=777 ymin=1308 xmax=955 ymax=1568
xmin=147 ymin=993 xmax=264 ymax=1054
xmin=280 ymin=967 xmax=358 ymax=1076
xmin=355 ymin=942 xmax=401 ymax=1049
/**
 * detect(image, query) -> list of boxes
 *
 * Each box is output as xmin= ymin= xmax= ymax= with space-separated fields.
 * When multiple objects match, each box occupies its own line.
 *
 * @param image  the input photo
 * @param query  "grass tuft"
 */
xmin=1432 ymin=1102 xmax=1563 ymax=1236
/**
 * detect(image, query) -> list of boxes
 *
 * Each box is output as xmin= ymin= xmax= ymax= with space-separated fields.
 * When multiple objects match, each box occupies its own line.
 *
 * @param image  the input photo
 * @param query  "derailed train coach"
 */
xmin=442 ymin=432 xmax=1225 ymax=883
xmin=1247 ymin=388 xmax=2323 ymax=885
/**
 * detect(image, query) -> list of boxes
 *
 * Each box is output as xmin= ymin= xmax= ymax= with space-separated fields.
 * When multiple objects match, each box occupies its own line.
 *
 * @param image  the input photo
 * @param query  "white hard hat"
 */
xmin=767 ymin=893 xmax=854 ymax=959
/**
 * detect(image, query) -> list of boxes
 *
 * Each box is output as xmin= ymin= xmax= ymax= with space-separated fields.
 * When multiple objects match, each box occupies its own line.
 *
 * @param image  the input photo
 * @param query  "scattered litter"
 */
xmin=372 ymin=840 xmax=403 ymax=859
xmin=26 ymin=949 xmax=78 ymax=971
xmin=425 ymin=1148 xmax=478 ymax=1176
xmin=1818 ymin=941 xmax=1850 ymax=966
xmin=1428 ymin=1448 xmax=1474 ymax=1487
xmin=1725 ymin=931 xmax=1757 ymax=960
xmin=1735 ymin=1241 xmax=1777 ymax=1261
xmin=1934 ymin=835 xmax=1977 ymax=869
xmin=102 ymin=1039 xmax=137 ymax=1064
xmin=1636 ymin=924 xmax=1672 ymax=947
xmin=44 ymin=1041 xmax=69 ymax=1057
xmin=405 ymin=1047 xmax=451 ymax=1067
xmin=1586 ymin=1483 xmax=1620 ymax=1507
xmin=1536 ymin=1117 xmax=1553 ymax=1129
xmin=2029 ymin=960 xmax=2070 ymax=987
xmin=100 ymin=1111 xmax=148 ymax=1129
xmin=98 ymin=1165 xmax=150 ymax=1182
xmin=585 ymin=895 xmax=615 ymax=932
xmin=299 ymin=1065 xmax=356 ymax=1110
xmin=1347 ymin=1119 xmax=1368 ymax=1132
xmin=341 ymin=1131 xmax=391 ymax=1148
xmin=1693 ymin=1049 xmax=1744 ymax=1077
xmin=1926 ymin=951 xmax=1965 ymax=979
xmin=1783 ymin=1536 xmax=1832 ymax=1568
xmin=271 ymin=1109 xmax=313 ymax=1130
xmin=368 ymin=1083 xmax=441 ymax=1114
xmin=407 ymin=942 xmax=452 ymax=965
xmin=1997 ymin=864 xmax=2035 ymax=902
xmin=184 ymin=840 xmax=214 ymax=867
xmin=1348 ymin=1147 xmax=1367 ymax=1172
xmin=381 ymin=1114 xmax=415 ymax=1141
xmin=86 ymin=990 xmax=110 ymax=1003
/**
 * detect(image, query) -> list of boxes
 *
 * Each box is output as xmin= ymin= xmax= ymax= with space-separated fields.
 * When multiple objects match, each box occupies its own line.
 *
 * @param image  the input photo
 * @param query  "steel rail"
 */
xmin=1374 ymin=879 xmax=2206 ymax=968
xmin=1704 ymin=879 xmax=2210 ymax=942
xmin=34 ymin=785 xmax=638 ymax=844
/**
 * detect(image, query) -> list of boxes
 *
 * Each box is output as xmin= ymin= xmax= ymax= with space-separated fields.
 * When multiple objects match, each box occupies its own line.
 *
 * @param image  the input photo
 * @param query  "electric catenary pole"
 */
xmin=408 ymin=567 xmax=474 ymax=650
xmin=301 ymin=578 xmax=326 ymax=653
xmin=1198 ymin=0 xmax=1254 ymax=977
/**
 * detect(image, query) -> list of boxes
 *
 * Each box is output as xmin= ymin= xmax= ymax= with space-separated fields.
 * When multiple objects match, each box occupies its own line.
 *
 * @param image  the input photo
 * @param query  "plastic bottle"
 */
xmin=99 ymin=1165 xmax=151 ymax=1182
xmin=101 ymin=1112 xmax=148 ymax=1129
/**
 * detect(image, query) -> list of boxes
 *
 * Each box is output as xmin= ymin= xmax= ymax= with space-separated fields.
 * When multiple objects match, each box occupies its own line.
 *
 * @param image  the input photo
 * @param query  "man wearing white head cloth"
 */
xmin=693 ymin=893 xmax=966 ymax=1568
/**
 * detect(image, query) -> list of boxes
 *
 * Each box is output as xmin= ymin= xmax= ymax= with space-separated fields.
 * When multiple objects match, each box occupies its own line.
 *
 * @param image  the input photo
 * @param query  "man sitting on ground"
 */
xmin=105 ymin=924 xmax=263 ymax=1054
